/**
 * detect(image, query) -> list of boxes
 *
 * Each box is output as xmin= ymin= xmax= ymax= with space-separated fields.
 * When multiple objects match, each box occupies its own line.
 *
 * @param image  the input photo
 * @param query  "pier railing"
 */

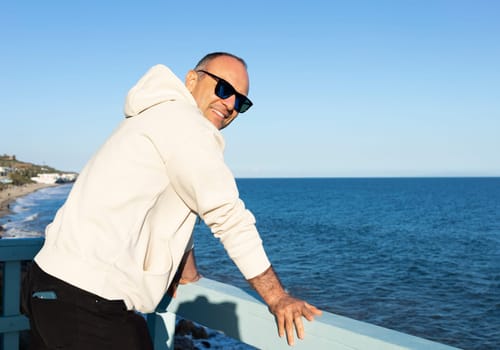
xmin=1 ymin=237 xmax=460 ymax=350
xmin=0 ymin=237 xmax=43 ymax=350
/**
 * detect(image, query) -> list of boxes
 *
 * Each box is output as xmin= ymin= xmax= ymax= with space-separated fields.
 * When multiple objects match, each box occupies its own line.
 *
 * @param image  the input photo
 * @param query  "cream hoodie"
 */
xmin=35 ymin=65 xmax=271 ymax=313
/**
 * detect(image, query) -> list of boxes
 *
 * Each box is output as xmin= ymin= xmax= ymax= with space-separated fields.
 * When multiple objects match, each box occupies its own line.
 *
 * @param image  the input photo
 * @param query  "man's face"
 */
xmin=185 ymin=56 xmax=250 ymax=130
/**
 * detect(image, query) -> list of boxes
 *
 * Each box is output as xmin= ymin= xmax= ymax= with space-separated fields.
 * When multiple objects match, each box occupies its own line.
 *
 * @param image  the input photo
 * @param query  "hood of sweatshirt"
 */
xmin=124 ymin=64 xmax=197 ymax=118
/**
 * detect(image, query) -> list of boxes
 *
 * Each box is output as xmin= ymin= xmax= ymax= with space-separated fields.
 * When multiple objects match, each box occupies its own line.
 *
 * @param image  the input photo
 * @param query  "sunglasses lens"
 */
xmin=214 ymin=78 xmax=253 ymax=113
xmin=236 ymin=98 xmax=252 ymax=113
xmin=215 ymin=80 xmax=234 ymax=99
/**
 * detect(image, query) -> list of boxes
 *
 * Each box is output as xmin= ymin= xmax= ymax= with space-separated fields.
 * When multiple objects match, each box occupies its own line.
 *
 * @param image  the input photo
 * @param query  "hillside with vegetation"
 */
xmin=0 ymin=154 xmax=70 ymax=187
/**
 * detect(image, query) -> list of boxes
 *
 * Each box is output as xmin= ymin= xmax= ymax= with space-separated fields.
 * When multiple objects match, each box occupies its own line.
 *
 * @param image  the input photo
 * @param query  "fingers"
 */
xmin=277 ymin=313 xmax=285 ymax=339
xmin=281 ymin=312 xmax=307 ymax=345
xmin=285 ymin=314 xmax=295 ymax=345
xmin=272 ymin=297 xmax=323 ymax=346
xmin=275 ymin=310 xmax=295 ymax=345
xmin=294 ymin=315 xmax=305 ymax=340
xmin=302 ymin=302 xmax=323 ymax=321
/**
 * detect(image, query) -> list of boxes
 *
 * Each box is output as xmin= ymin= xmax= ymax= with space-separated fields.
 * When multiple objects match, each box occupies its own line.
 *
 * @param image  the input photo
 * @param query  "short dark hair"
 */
xmin=194 ymin=52 xmax=247 ymax=70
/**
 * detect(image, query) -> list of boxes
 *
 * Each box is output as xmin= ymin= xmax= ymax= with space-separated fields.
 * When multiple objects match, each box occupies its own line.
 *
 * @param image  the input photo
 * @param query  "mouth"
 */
xmin=211 ymin=108 xmax=229 ymax=120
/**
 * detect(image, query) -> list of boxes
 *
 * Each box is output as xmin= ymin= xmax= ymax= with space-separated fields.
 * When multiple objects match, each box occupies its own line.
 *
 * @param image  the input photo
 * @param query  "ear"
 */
xmin=185 ymin=70 xmax=198 ymax=92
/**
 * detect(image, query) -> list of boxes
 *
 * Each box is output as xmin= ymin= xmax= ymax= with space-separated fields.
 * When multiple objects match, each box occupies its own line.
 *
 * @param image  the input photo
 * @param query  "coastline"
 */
xmin=0 ymin=183 xmax=57 ymax=219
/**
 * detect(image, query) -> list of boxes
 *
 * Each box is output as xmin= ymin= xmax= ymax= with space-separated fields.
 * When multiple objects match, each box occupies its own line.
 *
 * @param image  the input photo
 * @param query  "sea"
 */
xmin=1 ymin=178 xmax=499 ymax=350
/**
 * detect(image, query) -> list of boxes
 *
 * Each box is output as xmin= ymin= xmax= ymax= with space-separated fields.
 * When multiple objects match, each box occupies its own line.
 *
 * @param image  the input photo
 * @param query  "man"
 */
xmin=22 ymin=52 xmax=322 ymax=349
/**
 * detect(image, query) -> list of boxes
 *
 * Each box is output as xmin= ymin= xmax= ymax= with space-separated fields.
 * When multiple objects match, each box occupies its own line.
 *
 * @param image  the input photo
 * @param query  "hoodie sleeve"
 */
xmin=145 ymin=101 xmax=271 ymax=280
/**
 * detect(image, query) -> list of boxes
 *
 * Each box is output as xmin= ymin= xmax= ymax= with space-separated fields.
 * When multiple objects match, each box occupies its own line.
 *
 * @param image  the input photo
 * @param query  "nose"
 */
xmin=221 ymin=94 xmax=237 ymax=114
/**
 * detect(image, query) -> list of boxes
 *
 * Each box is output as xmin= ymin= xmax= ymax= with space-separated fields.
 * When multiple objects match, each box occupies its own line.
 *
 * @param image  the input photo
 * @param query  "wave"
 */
xmin=10 ymin=198 xmax=35 ymax=213
xmin=23 ymin=213 xmax=39 ymax=222
xmin=2 ymin=227 xmax=43 ymax=238
xmin=32 ymin=185 xmax=70 ymax=199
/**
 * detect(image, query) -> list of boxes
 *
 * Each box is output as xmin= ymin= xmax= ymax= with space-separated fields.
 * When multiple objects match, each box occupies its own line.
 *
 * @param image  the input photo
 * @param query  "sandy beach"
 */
xmin=0 ymin=183 xmax=56 ymax=219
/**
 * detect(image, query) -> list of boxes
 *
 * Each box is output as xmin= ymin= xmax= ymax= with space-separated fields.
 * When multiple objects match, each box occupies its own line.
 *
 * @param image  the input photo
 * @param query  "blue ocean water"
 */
xmin=1 ymin=178 xmax=499 ymax=349
xmin=0 ymin=184 xmax=72 ymax=238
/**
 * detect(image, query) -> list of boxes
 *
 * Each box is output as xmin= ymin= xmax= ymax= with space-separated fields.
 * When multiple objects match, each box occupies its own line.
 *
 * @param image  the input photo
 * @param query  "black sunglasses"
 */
xmin=196 ymin=70 xmax=253 ymax=113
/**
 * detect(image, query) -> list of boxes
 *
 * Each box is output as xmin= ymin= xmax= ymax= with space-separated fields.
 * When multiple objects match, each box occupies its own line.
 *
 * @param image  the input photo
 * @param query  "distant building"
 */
xmin=31 ymin=173 xmax=78 ymax=184
xmin=0 ymin=154 xmax=16 ymax=161
xmin=0 ymin=166 xmax=13 ymax=177
xmin=0 ymin=166 xmax=11 ymax=185
xmin=1 ymin=166 xmax=13 ymax=185
xmin=59 ymin=173 xmax=78 ymax=183
xmin=31 ymin=173 xmax=60 ymax=184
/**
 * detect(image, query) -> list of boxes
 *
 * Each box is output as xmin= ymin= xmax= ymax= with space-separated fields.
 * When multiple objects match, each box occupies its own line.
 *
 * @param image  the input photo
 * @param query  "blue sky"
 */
xmin=1 ymin=1 xmax=499 ymax=177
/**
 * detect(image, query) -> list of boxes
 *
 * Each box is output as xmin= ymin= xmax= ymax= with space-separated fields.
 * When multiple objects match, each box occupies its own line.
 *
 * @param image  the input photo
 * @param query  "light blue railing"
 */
xmin=0 ymin=237 xmax=43 ymax=350
xmin=1 ymin=238 xmax=460 ymax=350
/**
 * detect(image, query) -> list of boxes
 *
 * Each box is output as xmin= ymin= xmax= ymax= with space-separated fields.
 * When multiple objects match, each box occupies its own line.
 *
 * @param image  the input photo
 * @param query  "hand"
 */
xmin=269 ymin=294 xmax=322 ymax=346
xmin=179 ymin=273 xmax=202 ymax=285
xmin=168 ymin=272 xmax=202 ymax=298
xmin=248 ymin=266 xmax=322 ymax=346
xmin=167 ymin=248 xmax=201 ymax=298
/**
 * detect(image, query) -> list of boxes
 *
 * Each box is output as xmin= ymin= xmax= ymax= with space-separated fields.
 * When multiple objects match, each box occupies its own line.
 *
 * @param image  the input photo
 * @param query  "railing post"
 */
xmin=1 ymin=261 xmax=25 ymax=350
xmin=0 ymin=237 xmax=44 ymax=350
xmin=147 ymin=310 xmax=176 ymax=350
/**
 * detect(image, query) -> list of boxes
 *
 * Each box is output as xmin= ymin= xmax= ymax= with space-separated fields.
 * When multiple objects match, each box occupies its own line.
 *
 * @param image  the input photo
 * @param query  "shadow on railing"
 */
xmin=1 ymin=238 xmax=460 ymax=350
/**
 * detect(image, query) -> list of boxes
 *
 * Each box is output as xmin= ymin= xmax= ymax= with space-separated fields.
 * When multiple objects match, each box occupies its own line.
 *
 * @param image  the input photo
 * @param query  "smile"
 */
xmin=212 ymin=108 xmax=228 ymax=119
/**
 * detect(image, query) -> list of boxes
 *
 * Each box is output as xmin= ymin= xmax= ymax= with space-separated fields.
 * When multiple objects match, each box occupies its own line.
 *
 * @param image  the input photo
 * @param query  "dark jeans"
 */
xmin=22 ymin=262 xmax=153 ymax=350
